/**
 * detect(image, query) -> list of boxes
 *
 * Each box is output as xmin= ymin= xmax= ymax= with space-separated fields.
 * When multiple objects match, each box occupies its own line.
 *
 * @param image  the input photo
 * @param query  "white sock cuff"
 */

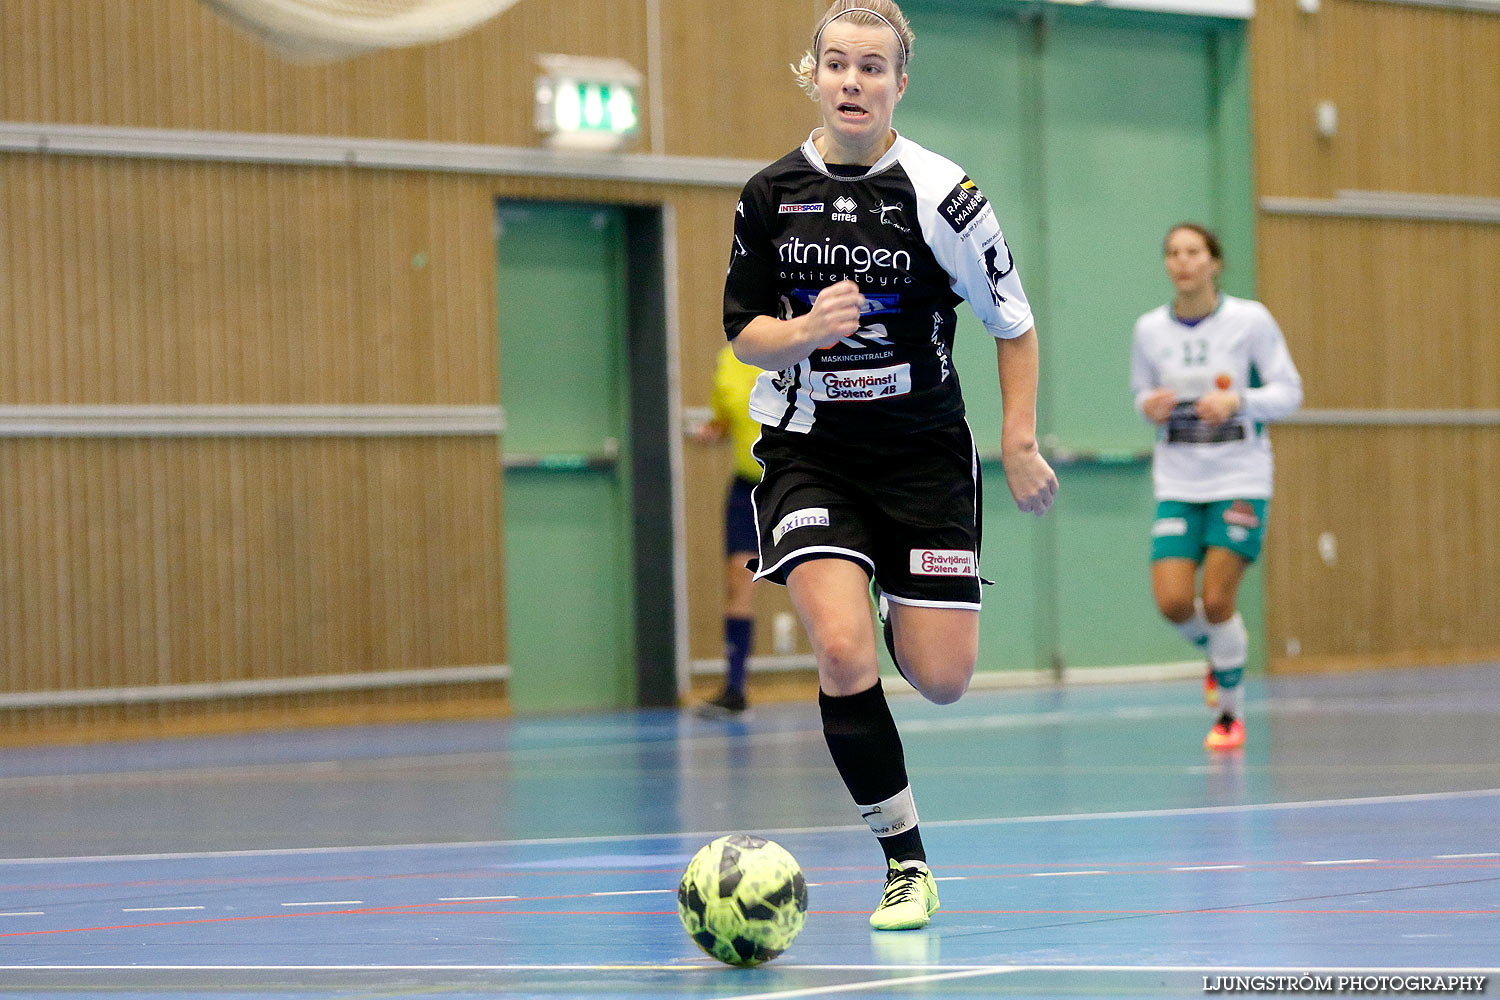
xmin=856 ymin=786 xmax=919 ymax=839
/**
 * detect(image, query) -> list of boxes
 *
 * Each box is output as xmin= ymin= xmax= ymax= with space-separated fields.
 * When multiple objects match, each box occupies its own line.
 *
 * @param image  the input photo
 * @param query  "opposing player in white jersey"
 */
xmin=724 ymin=0 xmax=1057 ymax=930
xmin=1130 ymin=223 xmax=1302 ymax=751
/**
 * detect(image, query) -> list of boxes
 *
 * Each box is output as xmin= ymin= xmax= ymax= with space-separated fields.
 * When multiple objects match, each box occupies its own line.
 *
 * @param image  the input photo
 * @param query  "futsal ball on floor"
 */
xmin=677 ymin=834 xmax=808 ymax=967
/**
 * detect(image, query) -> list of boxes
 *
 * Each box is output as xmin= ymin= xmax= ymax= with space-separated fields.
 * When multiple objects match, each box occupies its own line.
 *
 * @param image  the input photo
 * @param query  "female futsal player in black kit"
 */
xmin=723 ymin=0 xmax=1058 ymax=930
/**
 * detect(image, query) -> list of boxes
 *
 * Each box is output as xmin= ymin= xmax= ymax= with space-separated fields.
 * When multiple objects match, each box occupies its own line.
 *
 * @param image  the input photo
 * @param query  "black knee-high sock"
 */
xmin=819 ymin=680 xmax=926 ymax=864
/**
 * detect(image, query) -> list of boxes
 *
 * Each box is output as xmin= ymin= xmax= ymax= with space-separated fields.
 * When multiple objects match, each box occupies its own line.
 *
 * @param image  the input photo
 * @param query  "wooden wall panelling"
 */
xmin=2 ymin=0 xmax=657 ymax=147
xmin=1252 ymin=0 xmax=1500 ymax=199
xmin=0 ymin=160 xmax=512 ymax=723
xmin=0 ymin=156 xmax=502 ymax=406
xmin=0 ymin=0 xmax=836 ymax=738
xmin=5 ymin=0 xmax=508 ymax=140
xmin=0 ymin=437 xmax=507 ymax=714
xmin=657 ymin=0 xmax=825 ymax=161
xmin=2 ymin=0 xmax=828 ymax=153
xmin=1257 ymin=213 xmax=1500 ymax=672
xmin=1257 ymin=215 xmax=1500 ymax=412
xmin=1267 ymin=425 xmax=1500 ymax=672
xmin=0 ymin=164 xmax=762 ymax=733
xmin=1253 ymin=0 xmax=1500 ymax=674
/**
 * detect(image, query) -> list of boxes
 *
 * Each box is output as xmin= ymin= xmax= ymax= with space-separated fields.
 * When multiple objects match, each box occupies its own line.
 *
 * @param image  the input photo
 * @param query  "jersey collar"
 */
xmin=801 ymin=128 xmax=906 ymax=179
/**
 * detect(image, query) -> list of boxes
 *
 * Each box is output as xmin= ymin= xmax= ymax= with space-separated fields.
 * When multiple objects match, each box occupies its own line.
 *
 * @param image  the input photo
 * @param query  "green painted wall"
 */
xmin=897 ymin=1 xmax=1262 ymax=673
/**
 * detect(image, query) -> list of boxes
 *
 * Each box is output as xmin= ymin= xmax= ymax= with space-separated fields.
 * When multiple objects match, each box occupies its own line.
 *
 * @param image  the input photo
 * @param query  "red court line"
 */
xmin=8 ymin=899 xmax=1497 ymax=942
xmin=0 ymin=866 xmax=698 ymax=895
xmin=0 ymin=910 xmax=358 ymax=939
xmin=821 ymin=908 xmax=1500 ymax=916
xmin=7 ymin=858 xmax=1495 ymax=894
xmin=13 ymin=861 xmax=1490 ymax=896
xmin=0 ymin=893 xmax=689 ymax=940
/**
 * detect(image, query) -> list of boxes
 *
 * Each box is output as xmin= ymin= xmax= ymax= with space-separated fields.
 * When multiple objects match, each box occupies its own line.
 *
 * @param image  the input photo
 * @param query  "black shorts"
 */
xmin=725 ymin=475 xmax=760 ymax=556
xmin=749 ymin=421 xmax=983 ymax=610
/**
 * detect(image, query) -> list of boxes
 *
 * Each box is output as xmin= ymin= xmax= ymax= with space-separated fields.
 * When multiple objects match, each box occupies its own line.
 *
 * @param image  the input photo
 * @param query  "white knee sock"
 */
xmin=1207 ymin=612 xmax=1247 ymax=716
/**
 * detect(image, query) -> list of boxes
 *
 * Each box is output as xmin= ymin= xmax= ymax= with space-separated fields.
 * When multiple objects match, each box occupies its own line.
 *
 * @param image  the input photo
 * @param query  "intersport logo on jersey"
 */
xmin=777 ymin=236 xmax=912 ymax=274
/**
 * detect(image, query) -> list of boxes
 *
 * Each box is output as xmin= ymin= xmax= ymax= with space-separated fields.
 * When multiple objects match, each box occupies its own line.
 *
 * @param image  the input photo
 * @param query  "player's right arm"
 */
xmin=722 ymin=176 xmax=862 ymax=370
xmin=1130 ymin=319 xmax=1176 ymax=424
xmin=731 ymin=281 xmax=863 ymax=371
xmin=1141 ymin=388 xmax=1177 ymax=424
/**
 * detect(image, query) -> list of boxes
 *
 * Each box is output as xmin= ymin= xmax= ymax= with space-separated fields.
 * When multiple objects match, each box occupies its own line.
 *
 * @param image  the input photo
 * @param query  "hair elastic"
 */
xmin=814 ymin=6 xmax=908 ymax=66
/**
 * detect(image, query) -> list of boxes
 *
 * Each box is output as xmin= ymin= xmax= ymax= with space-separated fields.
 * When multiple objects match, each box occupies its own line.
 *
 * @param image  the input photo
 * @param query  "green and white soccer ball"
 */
xmin=677 ymin=834 xmax=809 ymax=966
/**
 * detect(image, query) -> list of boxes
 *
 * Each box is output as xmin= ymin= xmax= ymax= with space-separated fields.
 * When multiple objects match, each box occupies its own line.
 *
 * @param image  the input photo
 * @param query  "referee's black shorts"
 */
xmin=749 ymin=420 xmax=983 ymax=611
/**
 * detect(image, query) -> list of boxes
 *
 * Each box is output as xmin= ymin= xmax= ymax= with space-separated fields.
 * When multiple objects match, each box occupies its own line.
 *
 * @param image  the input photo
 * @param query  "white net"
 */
xmin=201 ymin=0 xmax=523 ymax=63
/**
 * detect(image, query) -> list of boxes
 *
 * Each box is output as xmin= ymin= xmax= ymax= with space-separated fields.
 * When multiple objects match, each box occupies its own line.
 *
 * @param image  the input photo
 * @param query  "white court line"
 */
xmin=3 ymin=786 xmax=1497 ymax=866
xmin=1302 ymin=859 xmax=1377 ymax=866
xmin=926 ymin=787 xmax=1500 ymax=832
xmin=0 ymin=911 xmax=44 ymax=917
xmin=1028 ymin=870 xmax=1108 ymax=878
xmin=437 ymin=895 xmax=518 ymax=902
xmin=590 ymin=889 xmax=674 ymax=897
xmin=2 ymin=963 xmax=1494 ymax=973
xmin=278 ymin=900 xmax=363 ymax=907
xmin=121 ymin=906 xmax=204 ymax=913
xmin=725 ymin=966 xmax=1021 ymax=999
xmin=1436 ymin=853 xmax=1500 ymax=859
xmin=1172 ymin=864 xmax=1244 ymax=871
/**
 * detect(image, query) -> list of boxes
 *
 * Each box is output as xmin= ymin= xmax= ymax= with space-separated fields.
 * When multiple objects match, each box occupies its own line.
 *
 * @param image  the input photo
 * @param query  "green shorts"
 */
xmin=1150 ymin=499 xmax=1268 ymax=564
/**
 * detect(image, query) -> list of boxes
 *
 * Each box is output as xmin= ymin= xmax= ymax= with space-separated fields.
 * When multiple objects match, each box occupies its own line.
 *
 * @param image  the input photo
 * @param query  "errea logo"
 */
xmin=832 ymin=195 xmax=858 ymax=223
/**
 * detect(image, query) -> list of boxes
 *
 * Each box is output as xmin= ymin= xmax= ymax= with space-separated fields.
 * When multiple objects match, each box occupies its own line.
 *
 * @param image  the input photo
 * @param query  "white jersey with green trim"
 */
xmin=1130 ymin=295 xmax=1303 ymax=502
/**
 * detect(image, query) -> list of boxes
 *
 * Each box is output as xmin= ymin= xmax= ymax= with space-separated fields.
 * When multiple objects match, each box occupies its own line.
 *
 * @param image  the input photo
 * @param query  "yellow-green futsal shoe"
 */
xmin=869 ymin=860 xmax=940 ymax=931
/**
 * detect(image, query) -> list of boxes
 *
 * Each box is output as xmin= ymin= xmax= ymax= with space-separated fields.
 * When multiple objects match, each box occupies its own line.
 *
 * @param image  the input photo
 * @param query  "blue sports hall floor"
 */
xmin=1 ymin=664 xmax=1497 ymax=999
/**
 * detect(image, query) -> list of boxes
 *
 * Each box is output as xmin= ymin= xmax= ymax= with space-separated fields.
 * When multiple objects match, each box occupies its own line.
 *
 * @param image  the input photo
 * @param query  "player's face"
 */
xmin=1164 ymin=228 xmax=1221 ymax=296
xmin=812 ymin=21 xmax=906 ymax=163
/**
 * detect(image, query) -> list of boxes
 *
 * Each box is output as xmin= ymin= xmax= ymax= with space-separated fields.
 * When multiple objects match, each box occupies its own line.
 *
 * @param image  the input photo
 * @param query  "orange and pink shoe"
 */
xmin=1205 ymin=714 xmax=1245 ymax=751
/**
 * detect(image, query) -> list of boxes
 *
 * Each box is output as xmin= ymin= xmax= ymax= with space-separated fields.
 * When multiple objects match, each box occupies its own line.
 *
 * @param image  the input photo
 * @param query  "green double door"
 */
xmin=899 ymin=2 xmax=1259 ymax=672
xmin=497 ymin=202 xmax=636 ymax=712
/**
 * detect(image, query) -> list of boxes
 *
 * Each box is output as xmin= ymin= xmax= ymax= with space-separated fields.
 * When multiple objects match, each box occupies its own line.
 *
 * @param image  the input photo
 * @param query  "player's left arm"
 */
xmin=996 ymin=328 xmax=1058 ymax=517
xmin=1236 ymin=305 xmax=1304 ymax=423
xmin=915 ymin=161 xmax=1053 ymax=513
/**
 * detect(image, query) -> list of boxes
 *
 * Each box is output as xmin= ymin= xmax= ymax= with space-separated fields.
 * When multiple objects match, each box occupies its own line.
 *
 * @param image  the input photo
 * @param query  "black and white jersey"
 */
xmin=724 ymin=130 xmax=1034 ymax=439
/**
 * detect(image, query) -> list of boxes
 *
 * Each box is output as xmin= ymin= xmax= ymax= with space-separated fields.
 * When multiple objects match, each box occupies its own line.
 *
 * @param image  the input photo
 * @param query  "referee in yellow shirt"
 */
xmin=695 ymin=345 xmax=764 ymax=716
